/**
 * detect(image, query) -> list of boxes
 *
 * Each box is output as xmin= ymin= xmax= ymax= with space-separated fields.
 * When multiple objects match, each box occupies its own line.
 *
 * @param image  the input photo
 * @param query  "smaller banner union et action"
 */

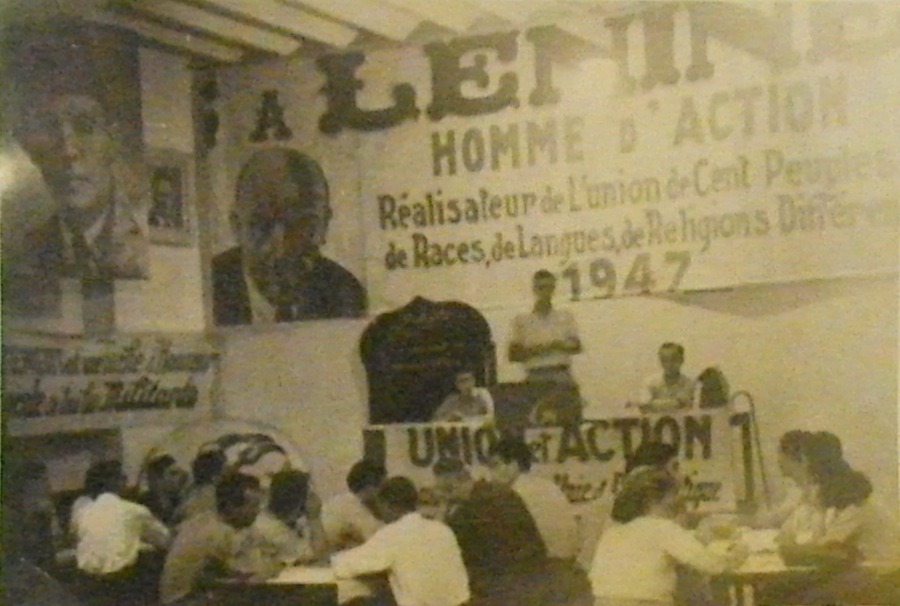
xmin=366 ymin=410 xmax=738 ymax=511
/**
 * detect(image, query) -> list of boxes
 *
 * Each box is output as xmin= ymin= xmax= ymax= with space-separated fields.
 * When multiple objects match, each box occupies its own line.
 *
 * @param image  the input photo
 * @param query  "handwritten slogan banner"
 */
xmin=2 ymin=334 xmax=218 ymax=422
xmin=365 ymin=410 xmax=739 ymax=510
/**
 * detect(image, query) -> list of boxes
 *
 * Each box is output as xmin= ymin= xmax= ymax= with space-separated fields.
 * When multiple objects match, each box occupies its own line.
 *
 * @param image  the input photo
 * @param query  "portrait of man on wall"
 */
xmin=211 ymin=146 xmax=367 ymax=326
xmin=12 ymin=93 xmax=150 ymax=280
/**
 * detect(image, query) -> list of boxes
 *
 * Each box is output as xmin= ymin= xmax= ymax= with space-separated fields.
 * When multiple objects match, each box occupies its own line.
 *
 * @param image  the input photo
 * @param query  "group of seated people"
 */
xmin=5 ymin=427 xmax=899 ymax=606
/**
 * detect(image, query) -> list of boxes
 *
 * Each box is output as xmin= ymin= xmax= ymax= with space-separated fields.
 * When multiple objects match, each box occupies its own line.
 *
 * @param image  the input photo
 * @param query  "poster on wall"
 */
xmin=208 ymin=146 xmax=368 ymax=326
xmin=1 ymin=333 xmax=218 ymax=434
xmin=1 ymin=22 xmax=150 ymax=312
xmin=213 ymin=2 xmax=899 ymax=320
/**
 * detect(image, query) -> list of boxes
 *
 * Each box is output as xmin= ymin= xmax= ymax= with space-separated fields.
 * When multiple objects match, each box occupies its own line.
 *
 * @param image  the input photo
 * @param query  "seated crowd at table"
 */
xmin=5 ymin=428 xmax=900 ymax=606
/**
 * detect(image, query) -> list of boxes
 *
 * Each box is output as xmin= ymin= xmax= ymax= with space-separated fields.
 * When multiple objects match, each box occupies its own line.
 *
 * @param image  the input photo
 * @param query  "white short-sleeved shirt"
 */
xmin=637 ymin=373 xmax=697 ymax=411
xmin=72 ymin=492 xmax=169 ymax=575
xmin=332 ymin=512 xmax=470 ymax=606
xmin=510 ymin=309 xmax=579 ymax=370
xmin=590 ymin=516 xmax=731 ymax=603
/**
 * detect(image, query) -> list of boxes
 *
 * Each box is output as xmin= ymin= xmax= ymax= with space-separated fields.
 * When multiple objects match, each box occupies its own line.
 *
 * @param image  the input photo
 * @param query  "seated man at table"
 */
xmin=322 ymin=460 xmax=385 ymax=551
xmin=633 ymin=343 xmax=697 ymax=413
xmin=244 ymin=469 xmax=328 ymax=567
xmin=159 ymin=473 xmax=275 ymax=605
xmin=433 ymin=458 xmax=558 ymax=606
xmin=332 ymin=476 xmax=470 ymax=606
xmin=431 ymin=369 xmax=495 ymax=424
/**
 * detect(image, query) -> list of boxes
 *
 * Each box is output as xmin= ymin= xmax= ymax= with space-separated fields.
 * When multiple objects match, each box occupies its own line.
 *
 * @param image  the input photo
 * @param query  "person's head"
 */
xmin=84 ymin=460 xmax=127 ymax=498
xmin=146 ymin=454 xmax=187 ymax=496
xmin=192 ymin=450 xmax=227 ymax=487
xmin=658 ymin=343 xmax=685 ymax=376
xmin=432 ymin=458 xmax=473 ymax=503
xmin=777 ymin=430 xmax=810 ymax=483
xmin=151 ymin=169 xmax=179 ymax=211
xmin=215 ymin=472 xmax=264 ymax=529
xmin=267 ymin=469 xmax=311 ymax=523
xmin=611 ymin=467 xmax=679 ymax=523
xmin=488 ymin=436 xmax=533 ymax=486
xmin=347 ymin=460 xmax=387 ymax=502
xmin=19 ymin=94 xmax=115 ymax=220
xmin=376 ymin=476 xmax=419 ymax=523
xmin=802 ymin=431 xmax=871 ymax=509
xmin=230 ymin=147 xmax=331 ymax=304
xmin=454 ymin=369 xmax=477 ymax=395
xmin=626 ymin=441 xmax=679 ymax=477
xmin=532 ymin=270 xmax=556 ymax=306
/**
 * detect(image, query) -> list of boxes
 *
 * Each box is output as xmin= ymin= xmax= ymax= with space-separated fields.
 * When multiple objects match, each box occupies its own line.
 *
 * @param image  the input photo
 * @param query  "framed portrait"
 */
xmin=147 ymin=148 xmax=194 ymax=246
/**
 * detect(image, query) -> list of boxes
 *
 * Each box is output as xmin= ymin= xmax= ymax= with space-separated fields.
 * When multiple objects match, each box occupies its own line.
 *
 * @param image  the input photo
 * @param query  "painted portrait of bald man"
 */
xmin=212 ymin=147 xmax=367 ymax=325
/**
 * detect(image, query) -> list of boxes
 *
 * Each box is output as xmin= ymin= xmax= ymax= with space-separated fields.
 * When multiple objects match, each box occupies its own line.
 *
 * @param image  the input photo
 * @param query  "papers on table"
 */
xmin=268 ymin=565 xmax=335 ymax=585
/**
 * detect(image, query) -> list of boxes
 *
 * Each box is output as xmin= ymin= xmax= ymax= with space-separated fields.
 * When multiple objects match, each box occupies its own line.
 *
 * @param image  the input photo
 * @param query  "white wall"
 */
xmin=219 ymin=274 xmax=898 ymax=512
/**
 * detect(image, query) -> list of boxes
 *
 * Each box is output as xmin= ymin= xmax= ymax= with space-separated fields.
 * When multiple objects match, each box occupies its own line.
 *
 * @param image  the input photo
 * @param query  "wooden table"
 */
xmin=215 ymin=565 xmax=338 ymax=606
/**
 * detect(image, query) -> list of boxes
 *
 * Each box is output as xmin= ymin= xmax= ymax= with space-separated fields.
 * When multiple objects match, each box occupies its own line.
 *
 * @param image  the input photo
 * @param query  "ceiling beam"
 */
xmin=92 ymin=12 xmax=244 ymax=62
xmin=192 ymin=0 xmax=357 ymax=47
xmin=130 ymin=0 xmax=302 ymax=55
xmin=279 ymin=0 xmax=420 ymax=41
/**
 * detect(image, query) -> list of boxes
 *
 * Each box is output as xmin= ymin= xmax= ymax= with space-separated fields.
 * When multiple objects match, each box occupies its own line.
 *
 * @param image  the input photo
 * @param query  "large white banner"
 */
xmin=215 ymin=2 xmax=899 ymax=318
xmin=358 ymin=3 xmax=899 ymax=311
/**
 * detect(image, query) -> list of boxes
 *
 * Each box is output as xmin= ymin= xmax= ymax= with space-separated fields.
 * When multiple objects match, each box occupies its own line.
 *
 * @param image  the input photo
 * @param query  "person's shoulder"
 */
xmin=315 ymin=256 xmax=362 ymax=285
xmin=212 ymin=247 xmax=242 ymax=272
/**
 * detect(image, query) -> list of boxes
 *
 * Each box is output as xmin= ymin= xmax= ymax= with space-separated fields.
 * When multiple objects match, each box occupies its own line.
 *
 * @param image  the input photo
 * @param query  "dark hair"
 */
xmin=489 ymin=436 xmax=533 ymax=472
xmin=268 ymin=470 xmax=310 ymax=519
xmin=611 ymin=468 xmax=678 ymax=523
xmin=146 ymin=454 xmax=177 ymax=480
xmin=85 ymin=460 xmax=124 ymax=498
xmin=625 ymin=441 xmax=678 ymax=474
xmin=347 ymin=460 xmax=387 ymax=493
xmin=215 ymin=473 xmax=260 ymax=515
xmin=659 ymin=342 xmax=685 ymax=359
xmin=779 ymin=430 xmax=811 ymax=461
xmin=192 ymin=450 xmax=227 ymax=486
xmin=433 ymin=458 xmax=467 ymax=477
xmin=378 ymin=476 xmax=419 ymax=514
xmin=803 ymin=432 xmax=871 ymax=510
xmin=533 ymin=269 xmax=555 ymax=282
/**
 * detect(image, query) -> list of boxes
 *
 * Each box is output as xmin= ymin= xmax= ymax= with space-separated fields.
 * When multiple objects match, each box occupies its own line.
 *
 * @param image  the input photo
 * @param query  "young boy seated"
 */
xmin=431 ymin=370 xmax=494 ymax=423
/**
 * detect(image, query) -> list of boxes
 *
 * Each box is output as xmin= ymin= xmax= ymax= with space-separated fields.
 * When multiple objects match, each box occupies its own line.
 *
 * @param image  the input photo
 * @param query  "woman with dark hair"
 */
xmin=589 ymin=469 xmax=747 ymax=606
xmin=778 ymin=431 xmax=896 ymax=566
xmin=760 ymin=432 xmax=900 ymax=604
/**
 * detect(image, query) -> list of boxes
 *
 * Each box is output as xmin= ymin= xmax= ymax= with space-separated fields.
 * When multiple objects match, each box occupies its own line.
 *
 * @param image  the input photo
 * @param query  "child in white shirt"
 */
xmin=589 ymin=468 xmax=747 ymax=606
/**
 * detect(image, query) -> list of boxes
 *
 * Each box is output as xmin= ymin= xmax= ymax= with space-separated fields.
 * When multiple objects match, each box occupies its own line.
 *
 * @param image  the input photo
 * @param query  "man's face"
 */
xmin=487 ymin=456 xmax=518 ymax=486
xmin=532 ymin=275 xmax=556 ymax=304
xmin=658 ymin=347 xmax=683 ymax=375
xmin=455 ymin=372 xmax=476 ymax=395
xmin=159 ymin=464 xmax=188 ymax=496
xmin=222 ymin=487 xmax=263 ymax=529
xmin=153 ymin=176 xmax=178 ymax=209
xmin=434 ymin=472 xmax=471 ymax=503
xmin=28 ymin=95 xmax=114 ymax=214
xmin=234 ymin=151 xmax=330 ymax=303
